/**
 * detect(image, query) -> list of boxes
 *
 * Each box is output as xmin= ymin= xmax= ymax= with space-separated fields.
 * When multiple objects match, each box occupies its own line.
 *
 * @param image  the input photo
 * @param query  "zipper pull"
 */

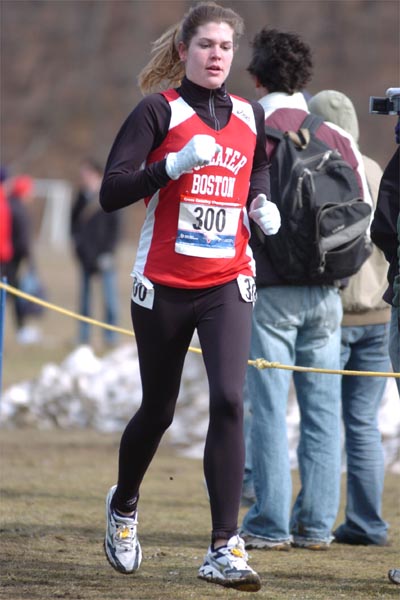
xmin=316 ymin=151 xmax=332 ymax=171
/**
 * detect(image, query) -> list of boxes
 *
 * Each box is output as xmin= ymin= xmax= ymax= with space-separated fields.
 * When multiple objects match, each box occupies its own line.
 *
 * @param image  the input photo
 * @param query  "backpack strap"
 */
xmin=288 ymin=128 xmax=310 ymax=149
xmin=300 ymin=113 xmax=325 ymax=134
xmin=266 ymin=123 xmax=310 ymax=149
xmin=266 ymin=114 xmax=324 ymax=148
xmin=265 ymin=125 xmax=284 ymax=141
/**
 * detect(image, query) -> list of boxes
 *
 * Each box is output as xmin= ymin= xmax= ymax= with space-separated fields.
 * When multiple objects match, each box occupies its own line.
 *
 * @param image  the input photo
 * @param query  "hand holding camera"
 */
xmin=369 ymin=87 xmax=400 ymax=116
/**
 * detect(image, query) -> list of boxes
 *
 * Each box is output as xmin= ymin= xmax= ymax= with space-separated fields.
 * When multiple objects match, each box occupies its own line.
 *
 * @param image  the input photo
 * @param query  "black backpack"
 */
xmin=258 ymin=114 xmax=372 ymax=284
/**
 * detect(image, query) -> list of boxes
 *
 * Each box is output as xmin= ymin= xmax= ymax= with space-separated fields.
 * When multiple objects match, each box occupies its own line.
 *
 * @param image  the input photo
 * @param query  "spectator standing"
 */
xmin=99 ymin=2 xmax=280 ymax=591
xmin=371 ymin=122 xmax=400 ymax=587
xmin=371 ymin=145 xmax=400 ymax=392
xmin=3 ymin=175 xmax=43 ymax=345
xmin=240 ymin=29 xmax=372 ymax=551
xmin=71 ymin=158 xmax=121 ymax=348
xmin=309 ymin=89 xmax=391 ymax=546
xmin=0 ymin=167 xmax=13 ymax=273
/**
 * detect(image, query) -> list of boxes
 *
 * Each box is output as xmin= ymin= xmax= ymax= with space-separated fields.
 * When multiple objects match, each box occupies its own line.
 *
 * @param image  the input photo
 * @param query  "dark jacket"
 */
xmin=9 ymin=195 xmax=32 ymax=262
xmin=71 ymin=189 xmax=121 ymax=273
xmin=371 ymin=147 xmax=400 ymax=307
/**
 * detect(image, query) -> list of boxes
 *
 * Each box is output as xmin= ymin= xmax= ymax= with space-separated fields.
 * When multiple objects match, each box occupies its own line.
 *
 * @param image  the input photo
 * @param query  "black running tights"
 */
xmin=112 ymin=279 xmax=253 ymax=542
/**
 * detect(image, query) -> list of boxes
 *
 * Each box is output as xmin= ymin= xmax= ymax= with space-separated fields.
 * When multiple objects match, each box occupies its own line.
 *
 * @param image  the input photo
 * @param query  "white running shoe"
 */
xmin=198 ymin=534 xmax=261 ymax=592
xmin=104 ymin=485 xmax=142 ymax=574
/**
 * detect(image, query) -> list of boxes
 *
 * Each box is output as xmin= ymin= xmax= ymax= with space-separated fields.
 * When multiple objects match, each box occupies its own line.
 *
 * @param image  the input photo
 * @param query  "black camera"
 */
xmin=369 ymin=87 xmax=400 ymax=115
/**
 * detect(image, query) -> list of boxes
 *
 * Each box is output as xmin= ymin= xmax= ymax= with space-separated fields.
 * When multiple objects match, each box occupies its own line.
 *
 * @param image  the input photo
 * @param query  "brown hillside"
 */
xmin=1 ymin=0 xmax=399 ymax=182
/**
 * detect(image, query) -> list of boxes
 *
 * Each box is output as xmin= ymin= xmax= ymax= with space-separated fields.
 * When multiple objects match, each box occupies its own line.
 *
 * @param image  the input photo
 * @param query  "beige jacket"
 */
xmin=341 ymin=154 xmax=391 ymax=326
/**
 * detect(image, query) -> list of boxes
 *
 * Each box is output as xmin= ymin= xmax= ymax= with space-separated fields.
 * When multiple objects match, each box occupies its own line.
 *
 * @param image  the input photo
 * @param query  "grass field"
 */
xmin=0 ymin=429 xmax=399 ymax=600
xmin=1 ymin=244 xmax=400 ymax=599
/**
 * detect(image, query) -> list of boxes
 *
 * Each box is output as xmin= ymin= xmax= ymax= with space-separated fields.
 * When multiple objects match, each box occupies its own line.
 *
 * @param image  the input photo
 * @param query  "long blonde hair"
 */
xmin=138 ymin=2 xmax=244 ymax=94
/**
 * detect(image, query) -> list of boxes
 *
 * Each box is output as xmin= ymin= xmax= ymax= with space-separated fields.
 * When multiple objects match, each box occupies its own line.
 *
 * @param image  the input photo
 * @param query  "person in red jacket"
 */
xmin=99 ymin=2 xmax=280 ymax=592
xmin=0 ymin=167 xmax=13 ymax=271
xmin=2 ymin=175 xmax=42 ymax=344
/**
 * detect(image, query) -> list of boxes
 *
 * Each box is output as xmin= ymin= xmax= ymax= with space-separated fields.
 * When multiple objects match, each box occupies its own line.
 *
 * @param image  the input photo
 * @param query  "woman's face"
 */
xmin=178 ymin=21 xmax=235 ymax=89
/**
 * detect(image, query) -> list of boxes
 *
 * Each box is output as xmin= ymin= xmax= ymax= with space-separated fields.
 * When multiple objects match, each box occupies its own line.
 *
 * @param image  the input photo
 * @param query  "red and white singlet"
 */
xmin=133 ymin=89 xmax=257 ymax=289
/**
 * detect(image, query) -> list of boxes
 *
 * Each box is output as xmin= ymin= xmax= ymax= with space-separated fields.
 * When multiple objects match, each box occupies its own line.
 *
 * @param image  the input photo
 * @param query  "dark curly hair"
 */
xmin=247 ymin=28 xmax=313 ymax=94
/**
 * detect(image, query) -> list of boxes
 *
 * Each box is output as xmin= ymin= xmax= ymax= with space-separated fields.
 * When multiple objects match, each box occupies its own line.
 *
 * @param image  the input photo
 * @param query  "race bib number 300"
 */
xmin=175 ymin=196 xmax=241 ymax=258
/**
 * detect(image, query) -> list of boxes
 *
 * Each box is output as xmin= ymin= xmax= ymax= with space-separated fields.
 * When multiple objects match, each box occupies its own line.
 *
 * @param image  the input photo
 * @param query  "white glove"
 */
xmin=249 ymin=194 xmax=281 ymax=235
xmin=165 ymin=134 xmax=222 ymax=180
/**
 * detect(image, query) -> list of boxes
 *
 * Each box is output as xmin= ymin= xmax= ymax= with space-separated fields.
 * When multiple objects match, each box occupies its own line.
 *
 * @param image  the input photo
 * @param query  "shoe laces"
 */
xmin=219 ymin=537 xmax=250 ymax=569
xmin=113 ymin=516 xmax=137 ymax=550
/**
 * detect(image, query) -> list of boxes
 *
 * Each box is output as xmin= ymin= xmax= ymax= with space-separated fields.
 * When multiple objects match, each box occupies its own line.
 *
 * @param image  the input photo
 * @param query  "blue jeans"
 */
xmin=334 ymin=322 xmax=390 ymax=545
xmin=242 ymin=377 xmax=255 ymax=502
xmin=389 ymin=306 xmax=400 ymax=395
xmin=241 ymin=285 xmax=342 ymax=543
xmin=78 ymin=266 xmax=119 ymax=345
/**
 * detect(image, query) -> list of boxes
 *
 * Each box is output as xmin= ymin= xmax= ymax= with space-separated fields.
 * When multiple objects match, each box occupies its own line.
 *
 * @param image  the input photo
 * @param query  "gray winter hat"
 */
xmin=308 ymin=90 xmax=359 ymax=144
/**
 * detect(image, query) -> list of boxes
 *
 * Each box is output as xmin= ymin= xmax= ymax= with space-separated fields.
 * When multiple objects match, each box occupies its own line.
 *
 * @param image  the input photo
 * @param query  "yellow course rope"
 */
xmin=1 ymin=280 xmax=399 ymax=379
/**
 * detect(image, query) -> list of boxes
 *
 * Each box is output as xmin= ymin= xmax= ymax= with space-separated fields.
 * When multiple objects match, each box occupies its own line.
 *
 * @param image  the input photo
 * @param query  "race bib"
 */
xmin=175 ymin=196 xmax=241 ymax=258
xmin=237 ymin=274 xmax=257 ymax=303
xmin=131 ymin=273 xmax=154 ymax=310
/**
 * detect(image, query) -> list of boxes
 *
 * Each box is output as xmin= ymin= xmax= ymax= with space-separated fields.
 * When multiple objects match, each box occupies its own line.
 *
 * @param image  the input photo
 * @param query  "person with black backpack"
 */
xmin=240 ymin=29 xmax=373 ymax=552
xmin=308 ymin=89 xmax=392 ymax=548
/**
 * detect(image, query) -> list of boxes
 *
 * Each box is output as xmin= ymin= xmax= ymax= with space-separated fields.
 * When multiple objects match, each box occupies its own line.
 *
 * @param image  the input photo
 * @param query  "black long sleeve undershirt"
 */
xmin=100 ymin=77 xmax=270 ymax=213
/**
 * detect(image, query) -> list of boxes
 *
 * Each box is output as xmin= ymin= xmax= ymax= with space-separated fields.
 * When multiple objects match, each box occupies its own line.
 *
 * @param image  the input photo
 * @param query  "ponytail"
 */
xmin=138 ymin=23 xmax=184 ymax=94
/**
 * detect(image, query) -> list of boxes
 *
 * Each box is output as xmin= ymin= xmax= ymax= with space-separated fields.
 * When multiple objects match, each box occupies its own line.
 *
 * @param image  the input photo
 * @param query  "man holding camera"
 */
xmin=370 ymin=87 xmax=400 ymax=586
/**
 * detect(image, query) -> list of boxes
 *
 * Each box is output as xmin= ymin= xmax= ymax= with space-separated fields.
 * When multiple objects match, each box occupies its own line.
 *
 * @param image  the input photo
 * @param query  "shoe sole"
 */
xmin=198 ymin=573 xmax=261 ymax=592
xmin=292 ymin=543 xmax=329 ymax=551
xmin=334 ymin=537 xmax=389 ymax=546
xmin=388 ymin=570 xmax=400 ymax=585
xmin=245 ymin=542 xmax=291 ymax=551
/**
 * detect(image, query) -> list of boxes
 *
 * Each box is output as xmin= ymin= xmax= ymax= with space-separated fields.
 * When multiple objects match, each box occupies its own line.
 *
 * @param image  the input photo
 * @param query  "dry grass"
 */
xmin=0 ymin=429 xmax=399 ymax=600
